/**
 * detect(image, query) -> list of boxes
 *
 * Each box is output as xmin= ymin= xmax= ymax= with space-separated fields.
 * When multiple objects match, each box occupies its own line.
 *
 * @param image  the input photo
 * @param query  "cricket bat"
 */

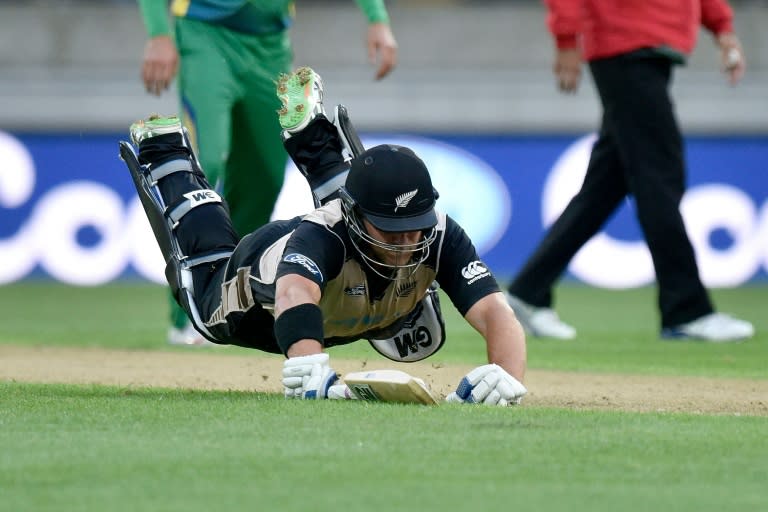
xmin=341 ymin=369 xmax=438 ymax=405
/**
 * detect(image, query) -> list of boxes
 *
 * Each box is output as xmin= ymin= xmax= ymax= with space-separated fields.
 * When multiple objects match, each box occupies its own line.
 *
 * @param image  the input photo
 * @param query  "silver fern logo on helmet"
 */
xmin=394 ymin=189 xmax=418 ymax=212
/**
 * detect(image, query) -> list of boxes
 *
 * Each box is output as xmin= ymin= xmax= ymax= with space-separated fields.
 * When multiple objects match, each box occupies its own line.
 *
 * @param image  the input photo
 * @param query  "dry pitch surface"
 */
xmin=2 ymin=345 xmax=766 ymax=416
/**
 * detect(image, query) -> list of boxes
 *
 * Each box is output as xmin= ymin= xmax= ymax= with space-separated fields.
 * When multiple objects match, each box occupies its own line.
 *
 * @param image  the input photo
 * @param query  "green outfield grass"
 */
xmin=1 ymin=282 xmax=766 ymax=511
xmin=1 ymin=281 xmax=766 ymax=377
xmin=2 ymin=383 xmax=766 ymax=512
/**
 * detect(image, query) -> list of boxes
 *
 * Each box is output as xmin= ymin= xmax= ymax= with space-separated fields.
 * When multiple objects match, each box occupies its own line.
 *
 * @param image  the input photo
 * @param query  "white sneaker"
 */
xmin=167 ymin=325 xmax=216 ymax=347
xmin=662 ymin=312 xmax=754 ymax=342
xmin=505 ymin=292 xmax=576 ymax=340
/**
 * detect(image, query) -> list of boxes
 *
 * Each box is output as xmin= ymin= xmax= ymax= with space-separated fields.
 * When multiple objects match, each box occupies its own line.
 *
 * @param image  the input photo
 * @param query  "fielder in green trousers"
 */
xmin=136 ymin=0 xmax=398 ymax=345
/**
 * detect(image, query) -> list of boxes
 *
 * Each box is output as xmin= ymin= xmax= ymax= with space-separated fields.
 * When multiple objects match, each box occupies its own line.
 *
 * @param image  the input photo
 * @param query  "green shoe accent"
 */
xmin=276 ymin=66 xmax=325 ymax=133
xmin=129 ymin=114 xmax=183 ymax=146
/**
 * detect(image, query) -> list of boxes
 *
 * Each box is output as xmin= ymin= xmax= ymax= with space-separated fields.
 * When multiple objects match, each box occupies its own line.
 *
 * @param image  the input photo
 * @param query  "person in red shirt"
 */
xmin=505 ymin=0 xmax=754 ymax=342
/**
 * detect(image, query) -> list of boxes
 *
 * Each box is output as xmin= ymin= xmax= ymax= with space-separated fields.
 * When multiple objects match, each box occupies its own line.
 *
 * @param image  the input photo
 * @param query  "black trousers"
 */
xmin=508 ymin=54 xmax=713 ymax=328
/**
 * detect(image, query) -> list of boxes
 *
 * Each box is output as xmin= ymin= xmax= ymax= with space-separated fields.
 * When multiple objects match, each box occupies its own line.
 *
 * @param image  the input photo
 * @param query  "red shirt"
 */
xmin=545 ymin=0 xmax=734 ymax=61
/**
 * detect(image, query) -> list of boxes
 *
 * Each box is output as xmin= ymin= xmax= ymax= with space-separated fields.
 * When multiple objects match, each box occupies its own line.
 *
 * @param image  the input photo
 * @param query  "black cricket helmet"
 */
xmin=339 ymin=144 xmax=439 ymax=279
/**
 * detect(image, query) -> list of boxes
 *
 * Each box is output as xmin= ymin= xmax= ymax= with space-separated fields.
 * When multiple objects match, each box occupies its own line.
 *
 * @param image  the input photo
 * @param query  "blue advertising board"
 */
xmin=1 ymin=130 xmax=765 ymax=286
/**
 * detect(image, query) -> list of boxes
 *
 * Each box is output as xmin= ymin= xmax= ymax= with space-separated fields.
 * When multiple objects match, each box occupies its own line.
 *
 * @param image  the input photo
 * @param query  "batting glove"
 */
xmin=282 ymin=353 xmax=339 ymax=399
xmin=445 ymin=364 xmax=527 ymax=406
xmin=326 ymin=383 xmax=358 ymax=400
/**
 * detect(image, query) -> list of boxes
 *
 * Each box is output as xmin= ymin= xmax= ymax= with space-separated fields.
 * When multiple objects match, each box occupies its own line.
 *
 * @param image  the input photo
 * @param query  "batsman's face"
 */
xmin=362 ymin=219 xmax=423 ymax=267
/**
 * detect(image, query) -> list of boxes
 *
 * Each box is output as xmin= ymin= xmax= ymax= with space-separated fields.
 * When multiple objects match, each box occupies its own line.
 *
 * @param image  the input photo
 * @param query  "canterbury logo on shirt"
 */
xmin=461 ymin=260 xmax=490 ymax=284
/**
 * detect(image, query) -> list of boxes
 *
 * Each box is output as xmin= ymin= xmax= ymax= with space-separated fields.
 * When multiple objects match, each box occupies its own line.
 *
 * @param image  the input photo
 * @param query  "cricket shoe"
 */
xmin=167 ymin=324 xmax=217 ymax=347
xmin=130 ymin=114 xmax=183 ymax=146
xmin=661 ymin=312 xmax=754 ymax=342
xmin=505 ymin=292 xmax=576 ymax=340
xmin=277 ymin=66 xmax=326 ymax=134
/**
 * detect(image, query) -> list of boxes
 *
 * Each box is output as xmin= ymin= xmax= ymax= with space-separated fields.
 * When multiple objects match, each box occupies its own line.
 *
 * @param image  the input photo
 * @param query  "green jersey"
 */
xmin=138 ymin=0 xmax=389 ymax=37
xmin=171 ymin=0 xmax=293 ymax=34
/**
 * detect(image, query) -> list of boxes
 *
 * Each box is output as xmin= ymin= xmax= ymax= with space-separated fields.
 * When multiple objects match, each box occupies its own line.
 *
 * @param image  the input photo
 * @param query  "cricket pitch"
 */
xmin=1 ymin=345 xmax=766 ymax=416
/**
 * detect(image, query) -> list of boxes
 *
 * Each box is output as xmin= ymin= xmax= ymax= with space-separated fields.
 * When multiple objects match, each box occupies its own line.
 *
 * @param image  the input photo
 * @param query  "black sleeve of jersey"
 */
xmin=275 ymin=220 xmax=345 ymax=289
xmin=435 ymin=215 xmax=500 ymax=317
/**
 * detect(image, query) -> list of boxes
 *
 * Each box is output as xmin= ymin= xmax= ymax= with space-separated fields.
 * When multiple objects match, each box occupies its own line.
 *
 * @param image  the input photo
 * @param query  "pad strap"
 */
xmin=274 ymin=303 xmax=324 ymax=355
xmin=166 ymin=189 xmax=223 ymax=226
xmin=183 ymin=250 xmax=233 ymax=269
xmin=149 ymin=159 xmax=193 ymax=182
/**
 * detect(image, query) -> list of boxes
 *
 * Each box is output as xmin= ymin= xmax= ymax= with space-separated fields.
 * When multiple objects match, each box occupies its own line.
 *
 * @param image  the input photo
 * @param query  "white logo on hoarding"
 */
xmin=0 ymin=132 xmax=164 ymax=285
xmin=0 ymin=131 xmax=766 ymax=287
xmin=544 ymin=134 xmax=766 ymax=288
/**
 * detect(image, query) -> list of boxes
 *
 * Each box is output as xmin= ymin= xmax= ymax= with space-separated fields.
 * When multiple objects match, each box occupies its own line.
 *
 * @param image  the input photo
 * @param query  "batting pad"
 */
xmin=343 ymin=370 xmax=438 ymax=405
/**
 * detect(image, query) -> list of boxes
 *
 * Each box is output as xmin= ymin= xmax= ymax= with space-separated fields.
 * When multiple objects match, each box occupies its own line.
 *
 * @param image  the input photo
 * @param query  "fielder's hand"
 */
xmin=554 ymin=48 xmax=582 ymax=93
xmin=141 ymin=35 xmax=179 ymax=96
xmin=716 ymin=32 xmax=746 ymax=86
xmin=446 ymin=364 xmax=527 ymax=406
xmin=282 ymin=353 xmax=339 ymax=399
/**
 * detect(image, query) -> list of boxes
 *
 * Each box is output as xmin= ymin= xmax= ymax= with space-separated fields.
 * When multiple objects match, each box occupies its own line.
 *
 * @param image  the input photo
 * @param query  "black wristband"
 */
xmin=274 ymin=303 xmax=324 ymax=355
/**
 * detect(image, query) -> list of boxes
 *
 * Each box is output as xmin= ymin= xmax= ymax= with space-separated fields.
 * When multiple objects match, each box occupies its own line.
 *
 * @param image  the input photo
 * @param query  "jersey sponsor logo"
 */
xmin=394 ymin=189 xmax=418 ymax=212
xmin=461 ymin=260 xmax=490 ymax=284
xmin=283 ymin=253 xmax=323 ymax=282
xmin=344 ymin=284 xmax=366 ymax=296
xmin=395 ymin=280 xmax=417 ymax=298
xmin=393 ymin=326 xmax=432 ymax=358
xmin=183 ymin=189 xmax=220 ymax=207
